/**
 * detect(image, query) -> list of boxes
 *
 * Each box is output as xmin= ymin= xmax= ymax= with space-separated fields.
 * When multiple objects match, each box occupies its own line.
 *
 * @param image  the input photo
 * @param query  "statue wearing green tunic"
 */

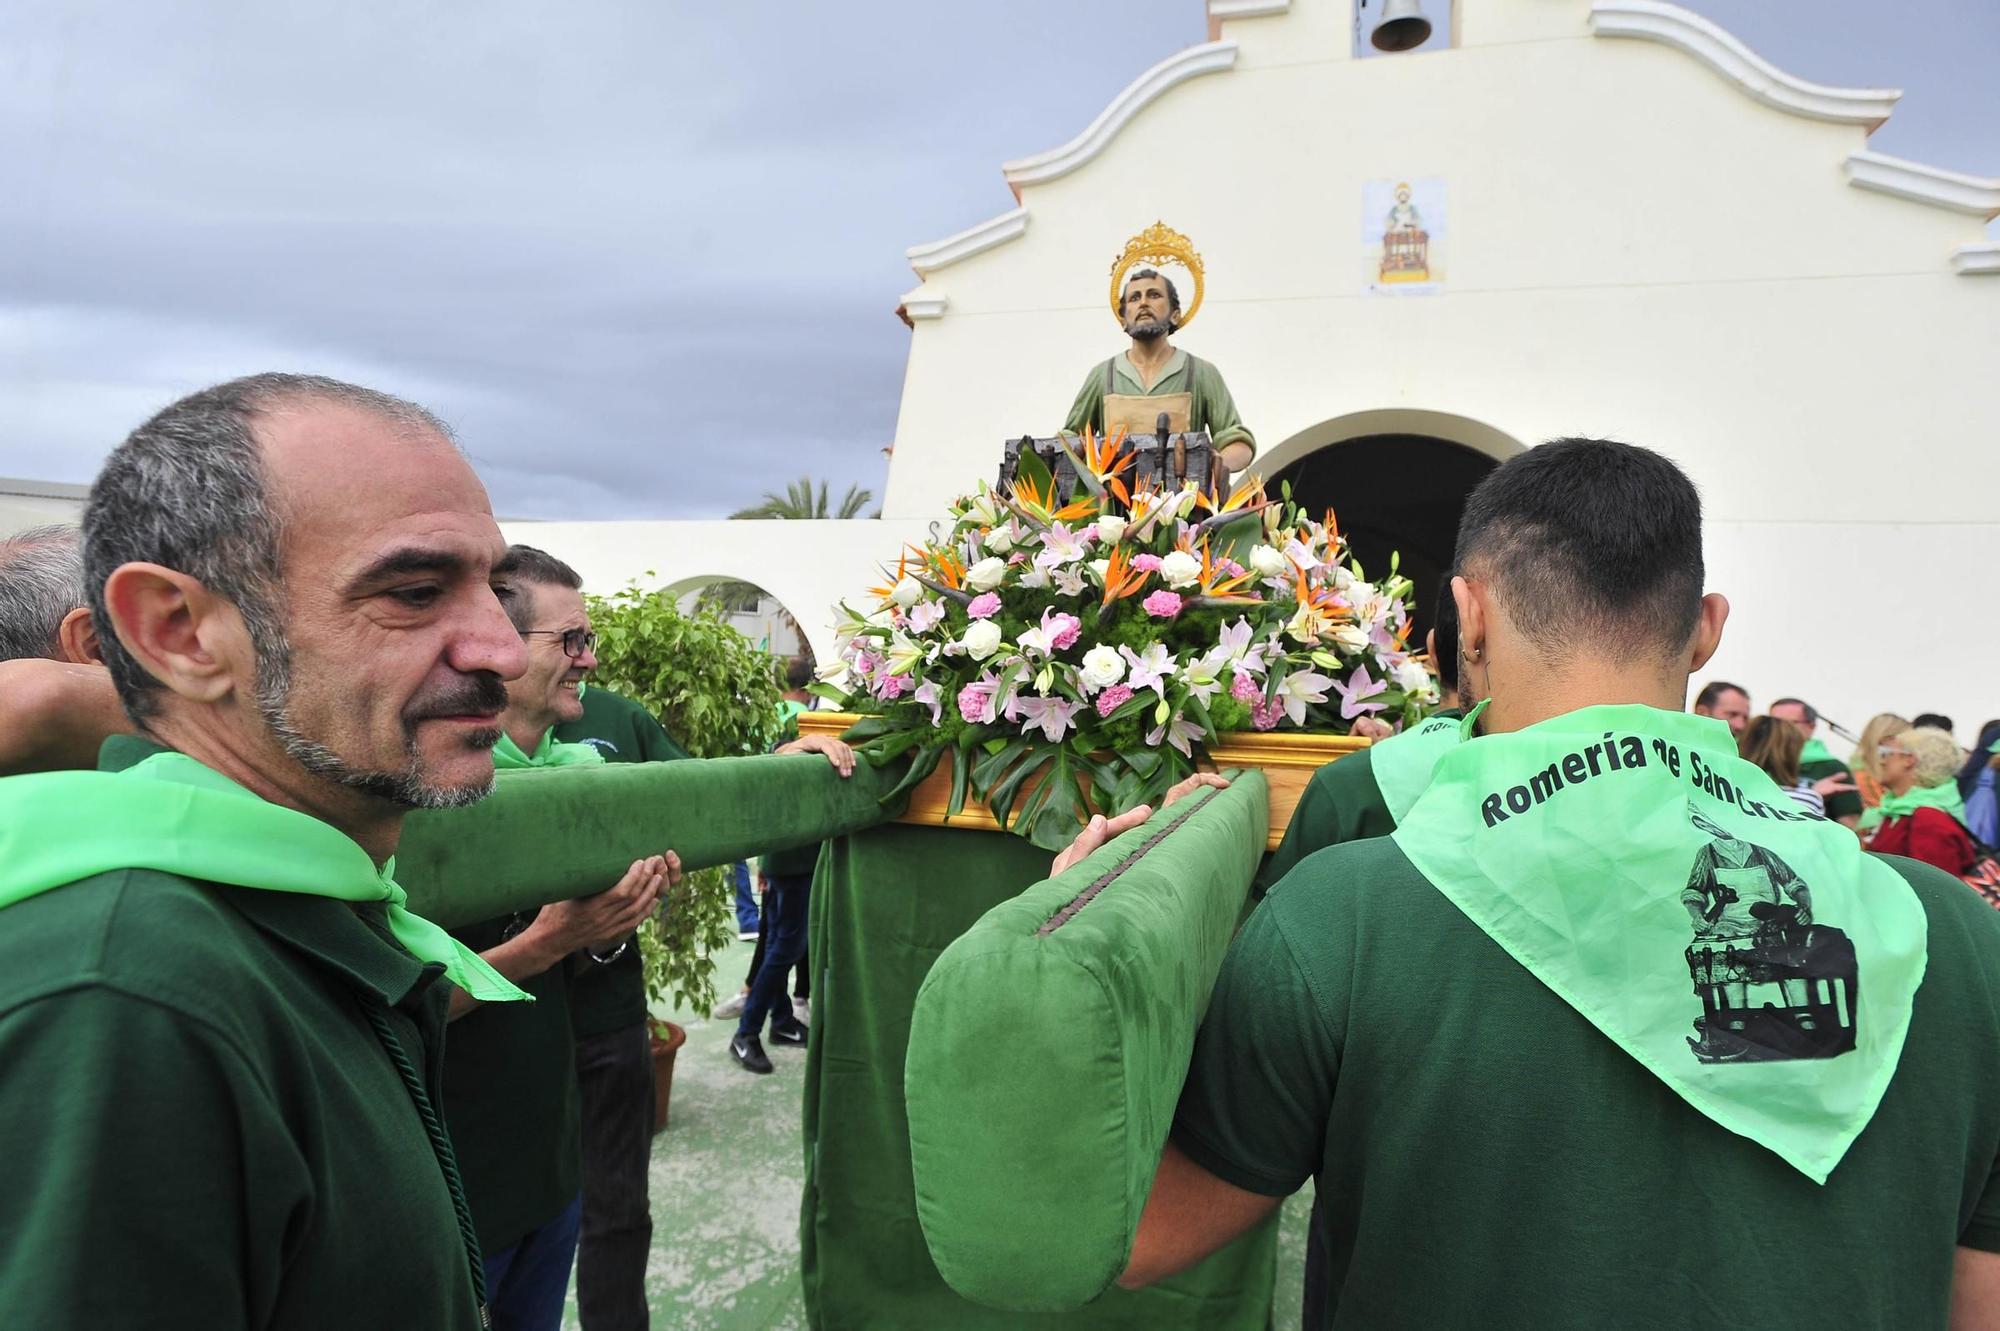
xmin=1064 ymin=267 xmax=1255 ymax=474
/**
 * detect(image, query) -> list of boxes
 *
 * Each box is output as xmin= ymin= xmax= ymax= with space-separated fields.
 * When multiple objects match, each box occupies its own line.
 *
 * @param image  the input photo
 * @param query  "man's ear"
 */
xmin=1450 ymin=575 xmax=1483 ymax=661
xmin=56 ymin=606 xmax=102 ymax=666
xmin=1687 ymin=592 xmax=1730 ymax=675
xmin=99 ymin=562 xmax=248 ymax=704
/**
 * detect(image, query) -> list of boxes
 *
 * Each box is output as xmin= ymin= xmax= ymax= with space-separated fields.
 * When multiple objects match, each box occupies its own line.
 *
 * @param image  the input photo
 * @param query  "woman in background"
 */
xmin=1867 ymin=726 xmax=1976 ymax=876
xmin=1959 ymin=719 xmax=2000 ymax=847
xmin=1848 ymin=711 xmax=1909 ymax=824
xmin=1739 ymin=715 xmax=1824 ymax=817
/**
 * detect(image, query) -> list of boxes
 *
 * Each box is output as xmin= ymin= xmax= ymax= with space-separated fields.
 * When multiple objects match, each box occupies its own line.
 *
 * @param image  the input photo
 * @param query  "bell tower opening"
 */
xmin=1265 ymin=433 xmax=1499 ymax=643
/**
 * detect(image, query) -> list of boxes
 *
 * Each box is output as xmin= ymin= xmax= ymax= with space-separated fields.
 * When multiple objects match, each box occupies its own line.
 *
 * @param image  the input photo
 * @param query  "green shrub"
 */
xmin=585 ymin=582 xmax=787 ymax=1014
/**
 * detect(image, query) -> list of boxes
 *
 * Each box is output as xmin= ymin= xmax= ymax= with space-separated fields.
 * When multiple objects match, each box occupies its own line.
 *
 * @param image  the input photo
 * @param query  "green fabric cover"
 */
xmin=801 ymin=820 xmax=1278 ymax=1329
xmin=903 ymin=776 xmax=1271 ymax=1313
xmin=396 ymin=753 xmax=900 ymax=929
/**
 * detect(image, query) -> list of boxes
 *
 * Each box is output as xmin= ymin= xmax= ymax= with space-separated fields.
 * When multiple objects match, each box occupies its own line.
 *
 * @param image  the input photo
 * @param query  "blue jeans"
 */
xmin=482 ymin=1194 xmax=582 ymax=1331
xmin=738 ymin=872 xmax=810 ymax=1041
xmin=733 ymin=860 xmax=759 ymax=934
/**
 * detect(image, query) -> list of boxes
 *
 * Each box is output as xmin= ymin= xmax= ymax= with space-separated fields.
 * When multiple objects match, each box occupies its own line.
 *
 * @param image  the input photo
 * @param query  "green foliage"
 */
xmin=584 ymin=583 xmax=788 ymax=1012
xmin=729 ymin=475 xmax=879 ymax=521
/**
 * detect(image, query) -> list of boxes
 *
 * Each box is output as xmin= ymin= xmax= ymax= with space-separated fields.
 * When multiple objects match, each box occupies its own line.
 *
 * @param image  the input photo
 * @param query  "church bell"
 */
xmin=1369 ymin=0 xmax=1433 ymax=51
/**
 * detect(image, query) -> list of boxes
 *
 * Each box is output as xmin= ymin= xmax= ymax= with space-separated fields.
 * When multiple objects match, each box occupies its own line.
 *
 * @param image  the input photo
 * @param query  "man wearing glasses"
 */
xmin=441 ymin=544 xmax=677 ymax=1331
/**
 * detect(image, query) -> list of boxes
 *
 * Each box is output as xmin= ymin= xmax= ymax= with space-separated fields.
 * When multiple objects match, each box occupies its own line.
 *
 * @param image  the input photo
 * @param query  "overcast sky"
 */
xmin=3 ymin=0 xmax=1993 ymax=519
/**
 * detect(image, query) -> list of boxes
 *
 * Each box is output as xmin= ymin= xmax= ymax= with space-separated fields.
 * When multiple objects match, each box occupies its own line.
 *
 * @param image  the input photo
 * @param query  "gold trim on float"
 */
xmin=797 ymin=712 xmax=1366 ymax=850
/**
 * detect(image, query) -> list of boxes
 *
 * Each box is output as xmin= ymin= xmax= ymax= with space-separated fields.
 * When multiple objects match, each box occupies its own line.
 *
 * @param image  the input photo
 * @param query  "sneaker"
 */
xmin=769 ymin=1022 xmax=807 ymax=1048
xmin=792 ymin=997 xmax=811 ymax=1028
xmin=730 ymin=1034 xmax=773 ymax=1074
xmin=710 ymin=991 xmax=747 ymax=1020
xmin=737 ymin=929 xmax=759 ymax=942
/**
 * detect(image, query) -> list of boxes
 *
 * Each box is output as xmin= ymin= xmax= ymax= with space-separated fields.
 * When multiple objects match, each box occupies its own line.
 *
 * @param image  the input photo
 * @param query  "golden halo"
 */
xmin=1108 ymin=220 xmax=1205 ymax=331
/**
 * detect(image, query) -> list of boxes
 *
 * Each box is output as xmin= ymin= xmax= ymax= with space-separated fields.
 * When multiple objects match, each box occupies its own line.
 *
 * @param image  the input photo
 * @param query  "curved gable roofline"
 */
xmin=1590 ymin=0 xmax=1901 ymax=127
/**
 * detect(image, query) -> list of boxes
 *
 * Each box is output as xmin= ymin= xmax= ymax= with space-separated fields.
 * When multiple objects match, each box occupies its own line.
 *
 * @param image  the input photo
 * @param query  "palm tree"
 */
xmin=729 ymin=476 xmax=878 ymax=521
xmin=700 ymin=476 xmax=877 ymax=628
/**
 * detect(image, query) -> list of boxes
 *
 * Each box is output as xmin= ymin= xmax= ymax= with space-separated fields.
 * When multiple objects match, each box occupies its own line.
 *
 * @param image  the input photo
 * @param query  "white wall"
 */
xmin=877 ymin=0 xmax=1998 ymax=735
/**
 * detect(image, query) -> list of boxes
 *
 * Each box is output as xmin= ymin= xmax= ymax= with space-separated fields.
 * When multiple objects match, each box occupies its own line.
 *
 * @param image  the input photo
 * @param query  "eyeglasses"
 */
xmin=1877 ymin=745 xmax=1913 ymax=760
xmin=523 ymin=627 xmax=597 ymax=659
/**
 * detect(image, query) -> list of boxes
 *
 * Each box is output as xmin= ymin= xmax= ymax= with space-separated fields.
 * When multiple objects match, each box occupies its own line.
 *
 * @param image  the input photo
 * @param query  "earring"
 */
xmin=1465 ymin=646 xmax=1481 ymax=662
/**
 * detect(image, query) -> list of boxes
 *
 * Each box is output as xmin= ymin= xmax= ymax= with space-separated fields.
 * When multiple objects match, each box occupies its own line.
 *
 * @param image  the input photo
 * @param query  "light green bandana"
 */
xmin=1799 ymin=737 xmax=1838 ymax=766
xmin=0 ymin=751 xmax=529 ymax=1003
xmin=1393 ymin=704 xmax=1927 ymax=1183
xmin=1370 ymin=700 xmax=1487 ymax=820
xmin=1874 ymin=780 xmax=1966 ymax=824
xmin=491 ymin=728 xmax=607 ymax=769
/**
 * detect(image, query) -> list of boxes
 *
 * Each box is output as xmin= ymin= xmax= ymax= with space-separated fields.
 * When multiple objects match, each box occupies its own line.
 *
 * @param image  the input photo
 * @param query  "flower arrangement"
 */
xmin=817 ymin=433 xmax=1438 ymax=850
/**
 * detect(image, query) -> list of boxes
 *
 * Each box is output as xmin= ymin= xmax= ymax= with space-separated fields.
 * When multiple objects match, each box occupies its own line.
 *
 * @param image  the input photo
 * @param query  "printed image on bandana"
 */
xmin=1681 ymin=811 xmax=1858 ymax=1064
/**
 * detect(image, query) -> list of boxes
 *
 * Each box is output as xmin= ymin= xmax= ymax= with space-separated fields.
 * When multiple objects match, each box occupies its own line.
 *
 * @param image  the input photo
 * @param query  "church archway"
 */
xmin=1263 ymin=417 xmax=1520 ymax=644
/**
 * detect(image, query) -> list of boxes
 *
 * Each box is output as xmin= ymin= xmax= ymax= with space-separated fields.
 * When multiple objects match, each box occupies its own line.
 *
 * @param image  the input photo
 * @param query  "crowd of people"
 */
xmin=1693 ymin=681 xmax=2000 ymax=878
xmin=3 ymin=375 xmax=2000 ymax=1327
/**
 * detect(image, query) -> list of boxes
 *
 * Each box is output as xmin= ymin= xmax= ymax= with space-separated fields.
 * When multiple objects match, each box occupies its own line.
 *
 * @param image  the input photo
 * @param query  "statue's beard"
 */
xmin=1126 ymin=316 xmax=1171 ymax=341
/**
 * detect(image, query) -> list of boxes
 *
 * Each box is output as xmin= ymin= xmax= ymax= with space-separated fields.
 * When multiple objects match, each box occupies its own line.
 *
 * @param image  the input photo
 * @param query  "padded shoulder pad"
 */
xmin=905 ymin=773 xmax=1269 ymax=1311
xmin=397 ymin=753 xmax=900 ymax=927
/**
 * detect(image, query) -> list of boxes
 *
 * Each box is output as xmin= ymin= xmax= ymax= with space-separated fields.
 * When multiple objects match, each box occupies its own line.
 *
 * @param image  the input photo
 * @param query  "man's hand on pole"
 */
xmin=1050 ymin=772 xmax=1230 ymax=875
xmin=778 ymin=732 xmax=856 ymax=777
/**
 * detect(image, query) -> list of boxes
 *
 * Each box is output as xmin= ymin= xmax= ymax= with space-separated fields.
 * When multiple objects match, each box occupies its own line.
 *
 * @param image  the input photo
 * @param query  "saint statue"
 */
xmin=1063 ymin=223 xmax=1254 ymax=475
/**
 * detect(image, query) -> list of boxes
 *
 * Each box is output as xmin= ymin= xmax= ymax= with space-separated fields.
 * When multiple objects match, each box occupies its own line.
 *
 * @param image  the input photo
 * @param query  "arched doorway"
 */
xmin=1265 ymin=433 xmax=1501 ymax=640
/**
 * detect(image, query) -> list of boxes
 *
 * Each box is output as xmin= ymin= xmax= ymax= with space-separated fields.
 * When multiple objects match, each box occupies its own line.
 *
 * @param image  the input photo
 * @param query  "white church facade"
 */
xmin=14 ymin=0 xmax=1998 ymax=732
xmin=523 ymin=0 xmax=1998 ymax=732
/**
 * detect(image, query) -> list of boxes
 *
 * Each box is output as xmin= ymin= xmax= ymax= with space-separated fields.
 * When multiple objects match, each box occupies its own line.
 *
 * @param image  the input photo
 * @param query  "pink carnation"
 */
xmin=957 ymin=678 xmax=999 ymax=725
xmin=1231 ymin=671 xmax=1261 ymax=703
xmin=1131 ymin=553 xmax=1163 ymax=573
xmin=1142 ymin=589 xmax=1183 ymax=619
xmin=1251 ymin=699 xmax=1284 ymax=731
xmin=967 ymin=592 xmax=1002 ymax=620
xmin=1045 ymin=612 xmax=1081 ymax=651
xmin=874 ymin=673 xmax=907 ymax=700
xmin=1095 ymin=685 xmax=1135 ymax=718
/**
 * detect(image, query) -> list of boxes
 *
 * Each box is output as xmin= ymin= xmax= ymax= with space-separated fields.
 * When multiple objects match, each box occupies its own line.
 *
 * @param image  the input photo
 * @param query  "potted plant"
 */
xmin=585 ymin=584 xmax=786 ymax=1131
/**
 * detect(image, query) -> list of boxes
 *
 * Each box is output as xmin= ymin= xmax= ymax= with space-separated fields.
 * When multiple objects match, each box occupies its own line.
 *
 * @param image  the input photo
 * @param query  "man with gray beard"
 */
xmin=0 ymin=374 xmax=540 ymax=1328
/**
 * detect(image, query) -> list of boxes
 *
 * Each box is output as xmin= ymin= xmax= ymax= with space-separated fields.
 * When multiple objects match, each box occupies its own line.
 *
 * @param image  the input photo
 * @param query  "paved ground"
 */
xmin=563 ymin=936 xmax=1311 ymax=1329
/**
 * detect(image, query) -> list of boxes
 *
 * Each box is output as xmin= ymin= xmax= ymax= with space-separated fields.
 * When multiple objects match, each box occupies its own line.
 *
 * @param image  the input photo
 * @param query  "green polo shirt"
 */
xmin=1257 ymin=710 xmax=1466 ymax=897
xmin=555 ymin=687 xmax=690 ymax=1039
xmin=0 ymin=744 xmax=480 ymax=1327
xmin=1175 ymin=838 xmax=2000 ymax=1328
xmin=443 ymin=914 xmax=581 ymax=1255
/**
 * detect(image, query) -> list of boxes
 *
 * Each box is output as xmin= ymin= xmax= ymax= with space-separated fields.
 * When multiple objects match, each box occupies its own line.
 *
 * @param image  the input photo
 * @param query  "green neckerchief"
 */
xmin=1874 ymin=780 xmax=1967 ymax=824
xmin=0 ymin=751 xmax=529 ymax=1002
xmin=1393 ymin=704 xmax=1927 ymax=1184
xmin=491 ymin=727 xmax=607 ymax=770
xmin=1800 ymin=737 xmax=1838 ymax=766
xmin=1370 ymin=700 xmax=1487 ymax=821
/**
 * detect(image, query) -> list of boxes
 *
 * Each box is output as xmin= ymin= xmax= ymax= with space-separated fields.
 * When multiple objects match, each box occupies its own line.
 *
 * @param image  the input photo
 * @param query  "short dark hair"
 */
xmin=1912 ymin=712 xmax=1954 ymax=734
xmin=1695 ymin=680 xmax=1746 ymax=710
xmin=1769 ymin=697 xmax=1819 ymax=724
xmin=85 ymin=372 xmax=450 ymax=720
xmin=1431 ymin=579 xmax=1459 ymax=693
xmin=785 ymin=654 xmax=814 ymax=691
xmin=1122 ymin=268 xmax=1181 ymax=316
xmin=1453 ymin=438 xmax=1704 ymax=661
xmin=499 ymin=544 xmax=583 ymax=633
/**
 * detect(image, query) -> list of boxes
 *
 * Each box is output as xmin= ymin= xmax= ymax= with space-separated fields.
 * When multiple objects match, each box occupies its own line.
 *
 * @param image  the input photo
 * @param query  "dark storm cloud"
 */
xmin=2 ymin=0 xmax=1992 ymax=518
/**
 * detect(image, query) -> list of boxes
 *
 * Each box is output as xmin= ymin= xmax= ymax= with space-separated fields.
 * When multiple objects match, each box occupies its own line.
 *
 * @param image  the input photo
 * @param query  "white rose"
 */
xmin=1079 ymin=644 xmax=1126 ymax=691
xmin=985 ymin=526 xmax=1015 ymax=555
xmin=1159 ymin=549 xmax=1202 ymax=589
xmin=1087 ymin=557 xmax=1110 ymax=585
xmin=966 ymin=557 xmax=1009 ymax=593
xmin=1248 ymin=544 xmax=1289 ymax=578
xmin=1095 ymin=514 xmax=1128 ymax=544
xmin=1394 ymin=658 xmax=1432 ymax=695
xmin=960 ymin=619 xmax=1003 ymax=660
xmin=890 ymin=576 xmax=921 ymax=608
